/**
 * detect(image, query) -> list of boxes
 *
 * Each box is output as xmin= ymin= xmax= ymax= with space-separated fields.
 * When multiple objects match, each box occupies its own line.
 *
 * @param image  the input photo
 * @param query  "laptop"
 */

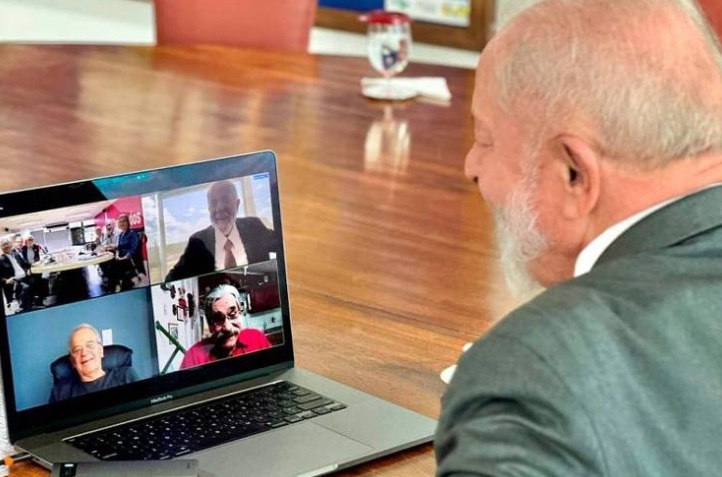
xmin=50 ymin=460 xmax=199 ymax=477
xmin=0 ymin=151 xmax=436 ymax=476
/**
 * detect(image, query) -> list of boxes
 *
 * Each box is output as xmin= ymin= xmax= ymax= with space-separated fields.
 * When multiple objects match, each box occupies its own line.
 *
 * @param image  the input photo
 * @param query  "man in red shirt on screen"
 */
xmin=180 ymin=284 xmax=271 ymax=369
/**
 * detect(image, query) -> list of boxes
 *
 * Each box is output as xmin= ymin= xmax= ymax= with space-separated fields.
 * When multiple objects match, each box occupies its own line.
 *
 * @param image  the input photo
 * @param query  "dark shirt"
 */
xmin=21 ymin=244 xmax=41 ymax=264
xmin=12 ymin=249 xmax=30 ymax=272
xmin=49 ymin=367 xmax=137 ymax=403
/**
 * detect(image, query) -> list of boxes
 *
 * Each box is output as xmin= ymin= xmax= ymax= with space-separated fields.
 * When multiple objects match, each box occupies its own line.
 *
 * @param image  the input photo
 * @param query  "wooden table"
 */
xmin=30 ymin=251 xmax=114 ymax=274
xmin=0 ymin=45 xmax=517 ymax=476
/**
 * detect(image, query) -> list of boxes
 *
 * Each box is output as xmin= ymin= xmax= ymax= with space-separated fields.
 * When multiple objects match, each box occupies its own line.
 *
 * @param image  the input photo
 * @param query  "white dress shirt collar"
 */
xmin=574 ymin=183 xmax=722 ymax=277
xmin=214 ymin=223 xmax=248 ymax=271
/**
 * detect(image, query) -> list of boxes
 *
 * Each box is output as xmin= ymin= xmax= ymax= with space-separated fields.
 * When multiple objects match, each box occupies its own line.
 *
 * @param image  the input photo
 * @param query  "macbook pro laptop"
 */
xmin=0 ymin=151 xmax=436 ymax=476
xmin=50 ymin=460 xmax=199 ymax=477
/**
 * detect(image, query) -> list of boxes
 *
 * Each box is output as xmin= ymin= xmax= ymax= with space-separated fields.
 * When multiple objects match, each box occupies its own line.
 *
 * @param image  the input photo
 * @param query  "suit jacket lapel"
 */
xmin=200 ymin=225 xmax=216 ymax=255
xmin=597 ymin=186 xmax=722 ymax=266
xmin=12 ymin=250 xmax=27 ymax=269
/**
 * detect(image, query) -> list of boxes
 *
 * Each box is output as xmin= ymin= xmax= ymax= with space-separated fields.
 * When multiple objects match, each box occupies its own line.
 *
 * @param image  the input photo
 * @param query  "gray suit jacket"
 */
xmin=436 ymin=186 xmax=722 ymax=476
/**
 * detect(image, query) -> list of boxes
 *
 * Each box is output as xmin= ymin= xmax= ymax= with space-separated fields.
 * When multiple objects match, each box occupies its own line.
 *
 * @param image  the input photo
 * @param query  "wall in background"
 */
xmin=0 ymin=0 xmax=153 ymax=43
xmin=7 ymin=288 xmax=156 ymax=410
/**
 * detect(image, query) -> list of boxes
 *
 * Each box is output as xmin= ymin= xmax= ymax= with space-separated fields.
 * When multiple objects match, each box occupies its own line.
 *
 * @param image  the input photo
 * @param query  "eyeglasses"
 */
xmin=209 ymin=305 xmax=243 ymax=330
xmin=70 ymin=340 xmax=101 ymax=356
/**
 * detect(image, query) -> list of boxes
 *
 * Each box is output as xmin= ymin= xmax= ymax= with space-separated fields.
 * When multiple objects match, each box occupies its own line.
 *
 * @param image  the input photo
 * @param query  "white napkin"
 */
xmin=361 ymin=77 xmax=452 ymax=102
xmin=440 ymin=341 xmax=474 ymax=384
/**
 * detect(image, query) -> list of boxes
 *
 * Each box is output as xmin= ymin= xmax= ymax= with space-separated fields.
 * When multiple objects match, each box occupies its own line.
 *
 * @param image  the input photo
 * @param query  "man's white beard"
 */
xmin=492 ymin=178 xmax=547 ymax=298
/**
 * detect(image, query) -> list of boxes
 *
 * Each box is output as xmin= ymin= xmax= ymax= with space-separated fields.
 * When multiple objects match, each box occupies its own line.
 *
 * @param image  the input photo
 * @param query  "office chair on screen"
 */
xmin=50 ymin=344 xmax=134 ymax=386
xmin=153 ymin=0 xmax=317 ymax=52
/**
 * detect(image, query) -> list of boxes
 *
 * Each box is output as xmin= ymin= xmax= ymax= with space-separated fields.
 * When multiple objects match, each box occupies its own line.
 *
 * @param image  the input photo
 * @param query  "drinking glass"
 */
xmin=359 ymin=11 xmax=415 ymax=100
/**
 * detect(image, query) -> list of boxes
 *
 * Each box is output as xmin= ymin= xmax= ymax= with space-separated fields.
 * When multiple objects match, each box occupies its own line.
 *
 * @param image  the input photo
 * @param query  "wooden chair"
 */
xmin=153 ymin=0 xmax=317 ymax=53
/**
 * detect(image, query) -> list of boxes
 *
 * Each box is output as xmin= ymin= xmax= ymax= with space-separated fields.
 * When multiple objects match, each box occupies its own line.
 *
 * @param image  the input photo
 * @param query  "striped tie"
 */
xmin=223 ymin=239 xmax=236 ymax=269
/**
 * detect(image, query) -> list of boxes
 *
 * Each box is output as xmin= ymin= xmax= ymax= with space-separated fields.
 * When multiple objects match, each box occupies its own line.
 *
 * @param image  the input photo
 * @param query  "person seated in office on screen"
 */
xmin=11 ymin=234 xmax=28 ymax=265
xmin=0 ymin=238 xmax=33 ymax=311
xmin=103 ymin=215 xmax=139 ymax=259
xmin=20 ymin=235 xmax=49 ymax=303
xmin=21 ymin=235 xmax=43 ymax=264
xmin=91 ymin=225 xmax=103 ymax=250
xmin=97 ymin=219 xmax=117 ymax=286
xmin=11 ymin=234 xmax=47 ymax=306
xmin=165 ymin=180 xmax=276 ymax=282
xmin=180 ymin=284 xmax=271 ymax=369
xmin=49 ymin=324 xmax=137 ymax=402
xmin=115 ymin=214 xmax=144 ymax=273
xmin=434 ymin=1 xmax=722 ymax=476
xmin=103 ymin=214 xmax=144 ymax=291
xmin=101 ymin=219 xmax=118 ymax=250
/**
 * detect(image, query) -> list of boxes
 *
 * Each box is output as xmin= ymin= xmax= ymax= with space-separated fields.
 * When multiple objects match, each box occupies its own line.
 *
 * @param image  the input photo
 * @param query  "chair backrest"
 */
xmin=50 ymin=344 xmax=133 ymax=384
xmin=698 ymin=0 xmax=722 ymax=39
xmin=153 ymin=0 xmax=317 ymax=52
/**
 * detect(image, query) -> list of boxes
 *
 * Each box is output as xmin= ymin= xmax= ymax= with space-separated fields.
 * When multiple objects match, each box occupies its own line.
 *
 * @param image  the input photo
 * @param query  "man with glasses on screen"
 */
xmin=49 ymin=324 xmax=137 ymax=402
xmin=165 ymin=180 xmax=277 ymax=282
xmin=180 ymin=284 xmax=271 ymax=369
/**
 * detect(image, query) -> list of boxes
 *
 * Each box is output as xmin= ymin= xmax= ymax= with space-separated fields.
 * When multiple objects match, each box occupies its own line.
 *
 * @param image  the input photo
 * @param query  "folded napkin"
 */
xmin=440 ymin=341 xmax=474 ymax=384
xmin=361 ymin=77 xmax=452 ymax=102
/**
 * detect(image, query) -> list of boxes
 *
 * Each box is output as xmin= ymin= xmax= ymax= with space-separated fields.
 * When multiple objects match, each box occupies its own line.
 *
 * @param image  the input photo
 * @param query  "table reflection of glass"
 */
xmin=364 ymin=105 xmax=411 ymax=173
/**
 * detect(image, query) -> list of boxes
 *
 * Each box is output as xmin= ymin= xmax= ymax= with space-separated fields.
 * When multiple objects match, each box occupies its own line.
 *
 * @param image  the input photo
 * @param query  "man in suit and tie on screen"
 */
xmin=11 ymin=234 xmax=31 ymax=272
xmin=165 ymin=180 xmax=277 ymax=282
xmin=435 ymin=1 xmax=722 ymax=476
xmin=0 ymin=239 xmax=32 ymax=311
xmin=21 ymin=235 xmax=43 ymax=265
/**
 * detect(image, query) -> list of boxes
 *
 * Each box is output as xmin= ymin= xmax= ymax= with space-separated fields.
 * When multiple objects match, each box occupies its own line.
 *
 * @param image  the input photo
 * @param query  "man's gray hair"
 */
xmin=203 ymin=284 xmax=245 ymax=324
xmin=67 ymin=323 xmax=102 ymax=351
xmin=493 ymin=0 xmax=722 ymax=169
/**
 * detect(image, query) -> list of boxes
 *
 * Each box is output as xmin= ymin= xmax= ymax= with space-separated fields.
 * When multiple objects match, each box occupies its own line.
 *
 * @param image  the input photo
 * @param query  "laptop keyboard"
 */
xmin=66 ymin=381 xmax=347 ymax=461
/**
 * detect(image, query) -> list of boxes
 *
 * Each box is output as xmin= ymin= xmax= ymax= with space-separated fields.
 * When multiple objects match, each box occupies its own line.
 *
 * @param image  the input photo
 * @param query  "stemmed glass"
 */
xmin=359 ymin=11 xmax=415 ymax=101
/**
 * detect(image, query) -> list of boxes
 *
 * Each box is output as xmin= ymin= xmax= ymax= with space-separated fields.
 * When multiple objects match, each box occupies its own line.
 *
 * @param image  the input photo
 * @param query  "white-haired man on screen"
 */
xmin=165 ymin=181 xmax=277 ymax=282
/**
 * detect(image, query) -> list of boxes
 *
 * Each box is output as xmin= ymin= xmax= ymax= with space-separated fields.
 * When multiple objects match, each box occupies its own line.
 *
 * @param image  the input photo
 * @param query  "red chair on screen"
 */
xmin=698 ymin=0 xmax=722 ymax=38
xmin=153 ymin=0 xmax=317 ymax=52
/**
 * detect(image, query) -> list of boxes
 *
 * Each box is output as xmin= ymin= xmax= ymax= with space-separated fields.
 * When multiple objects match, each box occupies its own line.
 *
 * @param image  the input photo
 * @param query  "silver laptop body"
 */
xmin=0 ymin=151 xmax=435 ymax=477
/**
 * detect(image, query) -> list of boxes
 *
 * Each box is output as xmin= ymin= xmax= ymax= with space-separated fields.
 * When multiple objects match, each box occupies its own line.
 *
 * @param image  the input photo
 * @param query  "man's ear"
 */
xmin=553 ymin=134 xmax=601 ymax=219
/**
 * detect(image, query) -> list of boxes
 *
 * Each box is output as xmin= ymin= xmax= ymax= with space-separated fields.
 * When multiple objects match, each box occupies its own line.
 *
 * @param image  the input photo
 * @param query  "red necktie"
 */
xmin=224 ymin=239 xmax=236 ymax=269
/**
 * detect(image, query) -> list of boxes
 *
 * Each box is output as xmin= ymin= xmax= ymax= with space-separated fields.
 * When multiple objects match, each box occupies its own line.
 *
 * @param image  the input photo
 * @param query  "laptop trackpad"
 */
xmin=195 ymin=422 xmax=372 ymax=477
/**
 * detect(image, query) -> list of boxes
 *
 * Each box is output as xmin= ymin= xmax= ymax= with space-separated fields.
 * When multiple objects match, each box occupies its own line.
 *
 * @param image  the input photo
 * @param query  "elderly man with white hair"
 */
xmin=0 ymin=238 xmax=32 ymax=311
xmin=180 ymin=284 xmax=272 ymax=369
xmin=435 ymin=0 xmax=722 ymax=476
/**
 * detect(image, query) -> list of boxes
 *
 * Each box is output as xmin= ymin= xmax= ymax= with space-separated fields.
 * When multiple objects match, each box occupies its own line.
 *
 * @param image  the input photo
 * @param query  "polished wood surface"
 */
xmin=0 ymin=45 xmax=515 ymax=476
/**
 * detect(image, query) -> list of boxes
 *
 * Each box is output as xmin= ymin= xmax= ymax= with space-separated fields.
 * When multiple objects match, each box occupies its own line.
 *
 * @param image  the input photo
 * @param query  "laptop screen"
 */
xmin=0 ymin=151 xmax=294 ymax=440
